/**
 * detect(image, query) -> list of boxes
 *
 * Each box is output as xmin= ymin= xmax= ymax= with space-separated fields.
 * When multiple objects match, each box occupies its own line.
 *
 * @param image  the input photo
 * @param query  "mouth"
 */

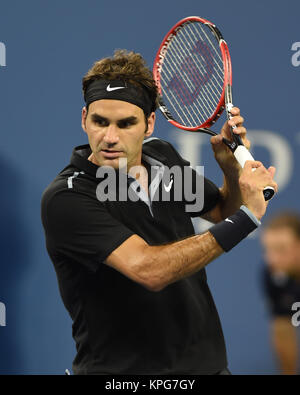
xmin=100 ymin=149 xmax=123 ymax=159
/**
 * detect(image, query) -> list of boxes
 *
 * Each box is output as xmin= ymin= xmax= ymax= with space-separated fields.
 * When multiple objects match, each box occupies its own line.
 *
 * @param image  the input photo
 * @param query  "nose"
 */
xmin=103 ymin=125 xmax=120 ymax=146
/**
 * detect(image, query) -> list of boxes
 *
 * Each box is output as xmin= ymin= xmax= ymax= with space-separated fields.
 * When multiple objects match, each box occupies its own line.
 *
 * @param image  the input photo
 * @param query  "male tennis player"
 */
xmin=260 ymin=212 xmax=300 ymax=375
xmin=41 ymin=50 xmax=277 ymax=375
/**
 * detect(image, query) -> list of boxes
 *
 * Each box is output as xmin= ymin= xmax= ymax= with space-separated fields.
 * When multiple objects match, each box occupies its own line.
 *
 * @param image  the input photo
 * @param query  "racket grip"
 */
xmin=233 ymin=145 xmax=275 ymax=202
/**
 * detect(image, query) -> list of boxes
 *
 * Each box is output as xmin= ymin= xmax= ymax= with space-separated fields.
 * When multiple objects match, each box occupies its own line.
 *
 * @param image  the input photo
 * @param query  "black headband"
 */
xmin=84 ymin=79 xmax=154 ymax=115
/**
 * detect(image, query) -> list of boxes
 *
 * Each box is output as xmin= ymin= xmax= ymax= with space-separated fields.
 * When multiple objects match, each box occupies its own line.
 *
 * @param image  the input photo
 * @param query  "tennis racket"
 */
xmin=153 ymin=16 xmax=275 ymax=201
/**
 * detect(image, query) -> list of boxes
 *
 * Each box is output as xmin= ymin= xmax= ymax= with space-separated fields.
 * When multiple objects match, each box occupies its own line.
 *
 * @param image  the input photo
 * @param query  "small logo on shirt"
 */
xmin=225 ymin=218 xmax=234 ymax=224
xmin=164 ymin=175 xmax=174 ymax=193
xmin=106 ymin=84 xmax=126 ymax=92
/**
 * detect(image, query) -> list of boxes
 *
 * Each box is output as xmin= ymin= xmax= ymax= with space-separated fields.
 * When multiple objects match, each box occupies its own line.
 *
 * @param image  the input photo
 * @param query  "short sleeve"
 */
xmin=41 ymin=190 xmax=135 ymax=272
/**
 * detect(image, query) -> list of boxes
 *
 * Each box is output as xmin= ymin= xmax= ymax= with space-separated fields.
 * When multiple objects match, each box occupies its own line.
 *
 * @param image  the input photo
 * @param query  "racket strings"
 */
xmin=160 ymin=35 xmax=211 ymax=124
xmin=189 ymin=23 xmax=224 ymax=76
xmin=161 ymin=45 xmax=214 ymax=126
xmin=163 ymin=32 xmax=218 ymax=118
xmin=171 ymin=23 xmax=223 ymax=110
xmin=185 ymin=24 xmax=224 ymax=90
xmin=159 ymin=21 xmax=225 ymax=128
xmin=169 ymin=33 xmax=219 ymax=115
xmin=160 ymin=56 xmax=210 ymax=126
xmin=161 ymin=51 xmax=202 ymax=126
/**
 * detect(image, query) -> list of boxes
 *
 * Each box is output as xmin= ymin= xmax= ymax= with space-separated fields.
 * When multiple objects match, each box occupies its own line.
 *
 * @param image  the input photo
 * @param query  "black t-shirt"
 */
xmin=41 ymin=137 xmax=227 ymax=375
xmin=262 ymin=264 xmax=300 ymax=317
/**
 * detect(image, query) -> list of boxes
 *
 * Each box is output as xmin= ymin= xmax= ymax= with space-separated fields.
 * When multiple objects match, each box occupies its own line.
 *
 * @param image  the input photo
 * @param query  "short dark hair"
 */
xmin=82 ymin=49 xmax=159 ymax=117
xmin=263 ymin=211 xmax=300 ymax=239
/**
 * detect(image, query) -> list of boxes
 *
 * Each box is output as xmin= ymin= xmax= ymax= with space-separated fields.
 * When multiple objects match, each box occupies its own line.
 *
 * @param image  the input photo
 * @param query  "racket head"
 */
xmin=153 ymin=16 xmax=232 ymax=132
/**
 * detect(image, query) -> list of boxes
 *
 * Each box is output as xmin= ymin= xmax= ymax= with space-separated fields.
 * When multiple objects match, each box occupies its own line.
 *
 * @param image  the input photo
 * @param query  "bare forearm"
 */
xmin=218 ymin=172 xmax=243 ymax=220
xmin=202 ymin=172 xmax=243 ymax=224
xmin=138 ymin=232 xmax=223 ymax=291
xmin=107 ymin=205 xmax=258 ymax=291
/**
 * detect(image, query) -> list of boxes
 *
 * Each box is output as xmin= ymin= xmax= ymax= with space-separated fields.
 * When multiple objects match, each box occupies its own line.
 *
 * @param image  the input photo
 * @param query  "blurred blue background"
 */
xmin=0 ymin=0 xmax=299 ymax=374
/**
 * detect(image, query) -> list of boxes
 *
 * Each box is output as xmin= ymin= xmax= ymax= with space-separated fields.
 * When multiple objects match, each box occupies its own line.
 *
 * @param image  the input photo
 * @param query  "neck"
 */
xmin=87 ymin=152 xmax=146 ymax=174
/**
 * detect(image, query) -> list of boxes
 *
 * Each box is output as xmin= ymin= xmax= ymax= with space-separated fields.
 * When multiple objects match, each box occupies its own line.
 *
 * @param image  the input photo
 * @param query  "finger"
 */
xmin=265 ymin=180 xmax=278 ymax=194
xmin=231 ymin=127 xmax=250 ymax=149
xmin=240 ymin=137 xmax=251 ymax=150
xmin=220 ymin=122 xmax=234 ymax=141
xmin=266 ymin=167 xmax=278 ymax=193
xmin=253 ymin=166 xmax=278 ymax=194
xmin=210 ymin=135 xmax=223 ymax=145
xmin=228 ymin=116 xmax=244 ymax=128
xmin=229 ymin=107 xmax=240 ymax=117
xmin=230 ymin=126 xmax=247 ymax=136
xmin=267 ymin=166 xmax=276 ymax=179
xmin=243 ymin=160 xmax=263 ymax=173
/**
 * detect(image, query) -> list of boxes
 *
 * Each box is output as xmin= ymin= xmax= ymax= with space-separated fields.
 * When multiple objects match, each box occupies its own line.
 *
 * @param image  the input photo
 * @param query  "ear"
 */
xmin=144 ymin=112 xmax=156 ymax=139
xmin=81 ymin=106 xmax=88 ymax=133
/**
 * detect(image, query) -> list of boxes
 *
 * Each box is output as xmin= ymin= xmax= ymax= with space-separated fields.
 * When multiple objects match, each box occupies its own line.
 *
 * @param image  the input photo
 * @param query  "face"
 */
xmin=261 ymin=227 xmax=300 ymax=274
xmin=81 ymin=99 xmax=155 ymax=170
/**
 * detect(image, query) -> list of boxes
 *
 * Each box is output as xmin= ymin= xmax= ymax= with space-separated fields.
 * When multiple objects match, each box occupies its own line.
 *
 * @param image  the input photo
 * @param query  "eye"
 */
xmin=118 ymin=121 xmax=132 ymax=128
xmin=96 ymin=119 xmax=108 ymax=126
xmin=119 ymin=120 xmax=138 ymax=129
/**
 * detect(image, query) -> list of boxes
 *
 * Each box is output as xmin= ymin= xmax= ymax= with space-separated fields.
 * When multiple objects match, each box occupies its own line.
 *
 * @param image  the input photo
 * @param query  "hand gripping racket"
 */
xmin=153 ymin=16 xmax=275 ymax=201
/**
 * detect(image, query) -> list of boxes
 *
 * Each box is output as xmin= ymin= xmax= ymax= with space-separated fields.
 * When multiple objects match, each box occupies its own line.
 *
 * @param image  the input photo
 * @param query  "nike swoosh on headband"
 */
xmin=106 ymin=84 xmax=126 ymax=92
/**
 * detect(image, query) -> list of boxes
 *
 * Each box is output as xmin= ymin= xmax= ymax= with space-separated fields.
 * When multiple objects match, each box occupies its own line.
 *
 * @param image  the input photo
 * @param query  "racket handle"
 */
xmin=233 ymin=145 xmax=275 ymax=202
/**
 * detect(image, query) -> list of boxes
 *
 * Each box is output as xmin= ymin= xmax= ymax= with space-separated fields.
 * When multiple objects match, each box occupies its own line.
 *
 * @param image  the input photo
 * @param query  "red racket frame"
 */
xmin=153 ymin=16 xmax=232 ymax=132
